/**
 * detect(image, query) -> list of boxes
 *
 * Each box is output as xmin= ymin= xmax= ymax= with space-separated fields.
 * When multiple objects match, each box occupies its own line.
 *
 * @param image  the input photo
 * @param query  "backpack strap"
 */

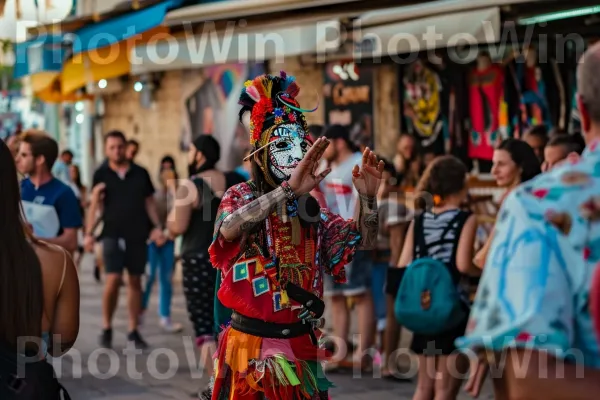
xmin=449 ymin=210 xmax=472 ymax=266
xmin=413 ymin=212 xmax=427 ymax=259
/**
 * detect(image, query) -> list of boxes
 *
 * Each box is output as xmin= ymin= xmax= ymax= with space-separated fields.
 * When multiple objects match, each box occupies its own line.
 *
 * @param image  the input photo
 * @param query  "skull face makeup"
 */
xmin=238 ymin=71 xmax=317 ymax=187
xmin=267 ymin=124 xmax=310 ymax=183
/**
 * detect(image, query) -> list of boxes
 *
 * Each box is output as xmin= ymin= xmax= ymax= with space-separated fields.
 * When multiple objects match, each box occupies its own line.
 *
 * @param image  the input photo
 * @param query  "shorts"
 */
xmin=385 ymin=267 xmax=406 ymax=298
xmin=102 ymin=237 xmax=148 ymax=276
xmin=324 ymin=250 xmax=372 ymax=297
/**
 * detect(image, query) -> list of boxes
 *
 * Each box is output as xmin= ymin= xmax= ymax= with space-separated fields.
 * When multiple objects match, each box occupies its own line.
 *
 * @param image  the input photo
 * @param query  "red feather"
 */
xmin=286 ymin=82 xmax=300 ymax=99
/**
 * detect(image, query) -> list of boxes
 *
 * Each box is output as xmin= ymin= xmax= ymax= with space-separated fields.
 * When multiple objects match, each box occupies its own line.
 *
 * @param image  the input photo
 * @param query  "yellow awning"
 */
xmin=31 ymin=26 xmax=169 ymax=102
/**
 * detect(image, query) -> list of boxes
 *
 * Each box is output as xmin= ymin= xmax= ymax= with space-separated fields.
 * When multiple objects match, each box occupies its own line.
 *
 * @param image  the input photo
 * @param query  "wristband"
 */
xmin=281 ymin=181 xmax=296 ymax=201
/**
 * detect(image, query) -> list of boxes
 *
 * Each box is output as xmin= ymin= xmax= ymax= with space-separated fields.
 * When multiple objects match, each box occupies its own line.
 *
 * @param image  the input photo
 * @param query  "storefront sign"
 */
xmin=323 ymin=62 xmax=374 ymax=149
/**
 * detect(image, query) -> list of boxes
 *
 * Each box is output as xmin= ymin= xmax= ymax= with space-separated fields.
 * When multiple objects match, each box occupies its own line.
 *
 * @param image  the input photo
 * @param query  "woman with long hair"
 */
xmin=141 ymin=155 xmax=183 ymax=333
xmin=473 ymin=138 xmax=541 ymax=268
xmin=0 ymin=139 xmax=80 ymax=398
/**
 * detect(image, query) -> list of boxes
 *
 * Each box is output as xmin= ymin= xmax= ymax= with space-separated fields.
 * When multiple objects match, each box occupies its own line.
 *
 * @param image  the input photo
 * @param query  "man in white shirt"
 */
xmin=320 ymin=124 xmax=375 ymax=367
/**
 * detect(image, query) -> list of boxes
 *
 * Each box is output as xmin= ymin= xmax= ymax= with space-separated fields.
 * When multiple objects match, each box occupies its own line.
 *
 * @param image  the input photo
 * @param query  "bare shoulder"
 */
xmin=32 ymin=242 xmax=71 ymax=274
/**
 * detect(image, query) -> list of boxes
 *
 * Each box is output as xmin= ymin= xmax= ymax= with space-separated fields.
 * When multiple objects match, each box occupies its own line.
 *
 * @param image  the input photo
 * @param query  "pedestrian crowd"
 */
xmin=1 ymin=43 xmax=600 ymax=400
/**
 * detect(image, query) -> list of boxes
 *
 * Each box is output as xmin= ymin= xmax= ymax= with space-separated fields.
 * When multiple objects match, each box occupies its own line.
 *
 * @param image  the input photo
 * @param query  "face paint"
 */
xmin=266 ymin=123 xmax=309 ymax=183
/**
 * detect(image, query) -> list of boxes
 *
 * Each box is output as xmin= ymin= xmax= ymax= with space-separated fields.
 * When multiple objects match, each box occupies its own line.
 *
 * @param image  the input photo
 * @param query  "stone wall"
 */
xmin=101 ymin=70 xmax=190 ymax=181
xmin=101 ymin=58 xmax=400 ymax=184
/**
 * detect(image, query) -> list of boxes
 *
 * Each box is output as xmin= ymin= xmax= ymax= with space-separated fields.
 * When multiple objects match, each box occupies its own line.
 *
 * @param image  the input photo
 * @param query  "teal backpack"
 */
xmin=394 ymin=211 xmax=469 ymax=336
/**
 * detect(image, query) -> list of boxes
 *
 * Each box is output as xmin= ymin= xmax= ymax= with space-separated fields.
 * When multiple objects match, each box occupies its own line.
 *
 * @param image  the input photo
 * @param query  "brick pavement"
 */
xmin=54 ymin=255 xmax=493 ymax=399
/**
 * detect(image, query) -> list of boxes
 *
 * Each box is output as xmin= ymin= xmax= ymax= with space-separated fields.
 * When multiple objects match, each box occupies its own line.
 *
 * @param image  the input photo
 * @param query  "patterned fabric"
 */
xmin=208 ymin=181 xmax=361 ymax=400
xmin=456 ymin=140 xmax=600 ymax=367
xmin=209 ymin=182 xmax=361 ymax=324
xmin=181 ymin=254 xmax=217 ymax=339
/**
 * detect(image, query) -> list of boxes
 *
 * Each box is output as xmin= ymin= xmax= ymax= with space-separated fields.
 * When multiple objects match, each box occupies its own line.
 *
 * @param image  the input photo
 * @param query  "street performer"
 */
xmin=207 ymin=71 xmax=383 ymax=399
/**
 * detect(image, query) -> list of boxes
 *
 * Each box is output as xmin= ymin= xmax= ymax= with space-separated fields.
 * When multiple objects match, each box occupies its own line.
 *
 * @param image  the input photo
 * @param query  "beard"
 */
xmin=188 ymin=162 xmax=199 ymax=178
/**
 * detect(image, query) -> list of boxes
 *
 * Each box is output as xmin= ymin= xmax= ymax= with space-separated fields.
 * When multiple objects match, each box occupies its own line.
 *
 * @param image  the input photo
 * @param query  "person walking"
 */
xmin=0 ymin=138 xmax=80 ymax=399
xmin=141 ymin=155 xmax=183 ymax=333
xmin=84 ymin=130 xmax=165 ymax=350
xmin=16 ymin=130 xmax=82 ymax=254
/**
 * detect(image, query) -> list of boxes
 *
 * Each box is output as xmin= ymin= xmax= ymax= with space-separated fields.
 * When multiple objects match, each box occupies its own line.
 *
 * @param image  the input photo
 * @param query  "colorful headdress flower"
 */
xmin=238 ymin=71 xmax=316 ymax=148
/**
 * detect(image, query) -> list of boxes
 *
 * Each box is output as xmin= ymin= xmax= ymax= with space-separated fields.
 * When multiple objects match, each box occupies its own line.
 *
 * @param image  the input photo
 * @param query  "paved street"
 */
xmin=54 ymin=255 xmax=494 ymax=399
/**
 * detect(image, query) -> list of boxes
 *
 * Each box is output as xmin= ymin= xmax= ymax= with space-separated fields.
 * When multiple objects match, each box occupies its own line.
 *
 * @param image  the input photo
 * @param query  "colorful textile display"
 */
xmin=468 ymin=65 xmax=505 ymax=161
xmin=207 ymin=72 xmax=363 ymax=399
xmin=403 ymin=60 xmax=448 ymax=156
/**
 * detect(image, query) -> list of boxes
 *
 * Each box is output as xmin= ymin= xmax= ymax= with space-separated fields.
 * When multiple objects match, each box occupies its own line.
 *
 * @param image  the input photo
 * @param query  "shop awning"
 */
xmin=130 ymin=18 xmax=341 ymax=74
xmin=355 ymin=0 xmax=549 ymax=28
xmin=14 ymin=0 xmax=184 ymax=79
xmin=28 ymin=26 xmax=170 ymax=102
xmin=61 ymin=26 xmax=170 ymax=94
xmin=165 ymin=0 xmax=364 ymax=25
xmin=350 ymin=0 xmax=554 ymax=58
xmin=71 ymin=0 xmax=183 ymax=54
xmin=353 ymin=6 xmax=501 ymax=58
xmin=13 ymin=35 xmax=65 ymax=78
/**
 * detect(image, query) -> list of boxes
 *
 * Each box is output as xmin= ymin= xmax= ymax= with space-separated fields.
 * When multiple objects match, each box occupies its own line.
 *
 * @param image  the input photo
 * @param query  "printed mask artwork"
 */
xmin=267 ymin=123 xmax=309 ymax=183
xmin=404 ymin=60 xmax=442 ymax=148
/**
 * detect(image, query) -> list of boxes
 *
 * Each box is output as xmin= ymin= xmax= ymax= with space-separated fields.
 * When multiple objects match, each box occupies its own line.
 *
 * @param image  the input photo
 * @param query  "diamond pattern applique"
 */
xmin=233 ymin=262 xmax=249 ymax=282
xmin=273 ymin=292 xmax=283 ymax=312
xmin=253 ymin=261 xmax=264 ymax=274
xmin=252 ymin=276 xmax=269 ymax=297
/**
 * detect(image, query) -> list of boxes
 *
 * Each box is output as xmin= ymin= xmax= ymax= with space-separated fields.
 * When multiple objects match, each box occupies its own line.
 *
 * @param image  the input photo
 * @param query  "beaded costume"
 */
xmin=207 ymin=72 xmax=363 ymax=399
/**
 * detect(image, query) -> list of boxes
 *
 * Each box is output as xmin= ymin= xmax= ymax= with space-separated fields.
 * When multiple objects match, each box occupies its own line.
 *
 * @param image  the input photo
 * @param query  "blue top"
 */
xmin=21 ymin=177 xmax=83 ymax=239
xmin=51 ymin=160 xmax=72 ymax=186
xmin=456 ymin=140 xmax=600 ymax=367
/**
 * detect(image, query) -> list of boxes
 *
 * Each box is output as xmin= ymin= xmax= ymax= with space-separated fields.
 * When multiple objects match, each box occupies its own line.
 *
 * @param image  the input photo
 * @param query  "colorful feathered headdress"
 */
xmin=239 ymin=71 xmax=316 ymax=148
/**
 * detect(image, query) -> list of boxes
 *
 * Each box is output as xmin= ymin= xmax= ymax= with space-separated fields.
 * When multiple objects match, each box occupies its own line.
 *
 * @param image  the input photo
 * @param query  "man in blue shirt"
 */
xmin=16 ymin=130 xmax=82 ymax=253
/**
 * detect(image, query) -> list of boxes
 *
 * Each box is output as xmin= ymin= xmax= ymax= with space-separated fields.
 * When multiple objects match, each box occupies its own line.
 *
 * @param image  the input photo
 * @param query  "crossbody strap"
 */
xmin=413 ymin=213 xmax=427 ymax=259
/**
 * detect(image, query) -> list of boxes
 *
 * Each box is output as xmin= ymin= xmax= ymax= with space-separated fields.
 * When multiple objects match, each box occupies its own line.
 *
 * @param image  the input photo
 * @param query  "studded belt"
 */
xmin=230 ymin=312 xmax=321 ymax=340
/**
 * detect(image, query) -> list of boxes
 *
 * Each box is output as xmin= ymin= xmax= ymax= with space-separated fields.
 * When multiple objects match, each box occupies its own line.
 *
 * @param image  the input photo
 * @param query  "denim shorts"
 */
xmin=323 ymin=250 xmax=372 ymax=297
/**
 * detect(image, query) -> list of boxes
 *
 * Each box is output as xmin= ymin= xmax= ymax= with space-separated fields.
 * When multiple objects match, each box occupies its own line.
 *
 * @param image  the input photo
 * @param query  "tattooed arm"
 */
xmin=219 ymin=186 xmax=288 ymax=241
xmin=220 ymin=137 xmax=333 ymax=242
xmin=356 ymin=193 xmax=379 ymax=250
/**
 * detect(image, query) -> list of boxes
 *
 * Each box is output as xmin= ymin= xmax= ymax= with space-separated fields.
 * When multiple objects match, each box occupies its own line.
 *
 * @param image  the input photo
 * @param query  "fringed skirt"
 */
xmin=209 ymin=327 xmax=333 ymax=400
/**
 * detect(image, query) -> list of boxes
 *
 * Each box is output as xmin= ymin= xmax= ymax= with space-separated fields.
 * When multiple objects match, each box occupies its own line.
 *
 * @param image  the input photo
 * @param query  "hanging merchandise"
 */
xmin=468 ymin=52 xmax=505 ymax=163
xmin=507 ymin=46 xmax=554 ymax=137
xmin=402 ymin=59 xmax=448 ymax=156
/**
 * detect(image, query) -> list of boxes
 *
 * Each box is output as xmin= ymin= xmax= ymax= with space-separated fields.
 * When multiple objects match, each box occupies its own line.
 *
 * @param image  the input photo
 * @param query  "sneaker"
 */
xmin=160 ymin=318 xmax=183 ymax=333
xmin=99 ymin=328 xmax=112 ymax=349
xmin=127 ymin=330 xmax=149 ymax=350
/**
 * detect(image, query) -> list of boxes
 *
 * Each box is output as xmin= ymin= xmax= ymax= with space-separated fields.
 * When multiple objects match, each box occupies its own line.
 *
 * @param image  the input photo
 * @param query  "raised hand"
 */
xmin=352 ymin=147 xmax=384 ymax=197
xmin=287 ymin=137 xmax=331 ymax=196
